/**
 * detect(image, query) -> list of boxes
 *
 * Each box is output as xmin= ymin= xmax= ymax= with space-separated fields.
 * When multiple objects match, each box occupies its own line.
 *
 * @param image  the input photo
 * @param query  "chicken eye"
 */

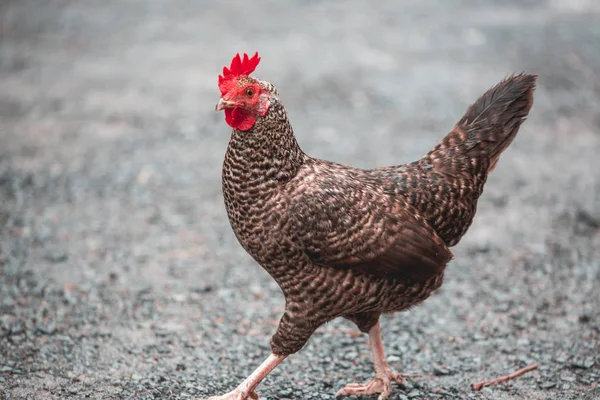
xmin=245 ymin=88 xmax=255 ymax=97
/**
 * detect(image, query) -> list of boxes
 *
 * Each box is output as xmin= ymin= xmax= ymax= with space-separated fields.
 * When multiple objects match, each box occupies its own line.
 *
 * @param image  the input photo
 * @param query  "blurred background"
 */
xmin=1 ymin=0 xmax=598 ymax=399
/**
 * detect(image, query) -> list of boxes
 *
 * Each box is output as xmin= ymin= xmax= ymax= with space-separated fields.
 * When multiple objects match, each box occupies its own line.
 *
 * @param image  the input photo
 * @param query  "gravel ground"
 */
xmin=1 ymin=1 xmax=599 ymax=399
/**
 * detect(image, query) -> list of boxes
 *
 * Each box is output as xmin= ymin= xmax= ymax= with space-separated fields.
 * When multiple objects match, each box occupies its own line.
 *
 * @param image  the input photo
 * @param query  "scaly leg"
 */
xmin=336 ymin=321 xmax=404 ymax=400
xmin=198 ymin=353 xmax=286 ymax=400
xmin=201 ymin=305 xmax=323 ymax=400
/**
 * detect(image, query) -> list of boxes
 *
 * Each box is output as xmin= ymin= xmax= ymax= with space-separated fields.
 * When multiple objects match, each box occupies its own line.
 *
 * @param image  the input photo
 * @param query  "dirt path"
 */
xmin=1 ymin=1 xmax=599 ymax=399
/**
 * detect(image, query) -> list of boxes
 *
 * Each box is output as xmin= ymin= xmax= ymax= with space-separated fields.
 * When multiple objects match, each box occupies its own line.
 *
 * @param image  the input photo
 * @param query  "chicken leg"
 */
xmin=336 ymin=321 xmax=405 ymax=400
xmin=199 ymin=354 xmax=286 ymax=400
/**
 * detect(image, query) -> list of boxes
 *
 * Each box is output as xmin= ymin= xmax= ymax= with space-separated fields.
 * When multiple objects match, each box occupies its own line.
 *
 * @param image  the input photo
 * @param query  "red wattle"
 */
xmin=225 ymin=108 xmax=257 ymax=131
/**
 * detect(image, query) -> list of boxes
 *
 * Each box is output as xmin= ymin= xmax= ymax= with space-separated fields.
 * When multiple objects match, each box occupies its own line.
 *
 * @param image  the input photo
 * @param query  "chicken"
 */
xmin=204 ymin=52 xmax=536 ymax=400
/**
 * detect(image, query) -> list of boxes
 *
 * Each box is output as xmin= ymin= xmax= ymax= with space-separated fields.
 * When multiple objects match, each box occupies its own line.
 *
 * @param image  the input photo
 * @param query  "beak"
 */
xmin=215 ymin=98 xmax=236 ymax=112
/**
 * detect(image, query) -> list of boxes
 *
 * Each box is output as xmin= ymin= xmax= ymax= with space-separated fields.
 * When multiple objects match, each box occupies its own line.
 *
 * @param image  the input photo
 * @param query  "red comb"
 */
xmin=218 ymin=52 xmax=261 ymax=93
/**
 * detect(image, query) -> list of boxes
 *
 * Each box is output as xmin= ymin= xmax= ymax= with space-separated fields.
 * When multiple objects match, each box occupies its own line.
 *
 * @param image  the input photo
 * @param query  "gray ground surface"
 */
xmin=1 ymin=0 xmax=599 ymax=399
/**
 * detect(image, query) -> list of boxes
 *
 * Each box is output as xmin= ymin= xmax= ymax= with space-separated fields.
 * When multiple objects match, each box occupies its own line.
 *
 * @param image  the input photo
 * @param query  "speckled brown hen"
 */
xmin=204 ymin=52 xmax=536 ymax=400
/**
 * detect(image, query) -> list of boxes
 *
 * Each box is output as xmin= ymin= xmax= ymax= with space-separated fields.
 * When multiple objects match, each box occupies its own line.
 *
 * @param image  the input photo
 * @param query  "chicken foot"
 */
xmin=336 ymin=321 xmax=405 ymax=400
xmin=199 ymin=353 xmax=286 ymax=400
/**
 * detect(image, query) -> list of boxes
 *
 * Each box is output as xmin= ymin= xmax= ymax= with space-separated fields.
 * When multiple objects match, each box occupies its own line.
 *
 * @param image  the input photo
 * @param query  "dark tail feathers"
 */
xmin=431 ymin=74 xmax=537 ymax=172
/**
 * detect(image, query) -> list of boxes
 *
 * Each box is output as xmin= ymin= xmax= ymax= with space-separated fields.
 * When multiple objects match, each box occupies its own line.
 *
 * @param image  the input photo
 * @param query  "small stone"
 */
xmin=335 ymin=361 xmax=351 ymax=370
xmin=37 ymin=322 xmax=56 ymax=335
xmin=156 ymin=345 xmax=171 ymax=354
xmin=555 ymin=354 xmax=568 ymax=364
xmin=432 ymin=364 xmax=453 ymax=376
xmin=513 ymin=317 xmax=529 ymax=329
xmin=10 ymin=320 xmax=24 ymax=335
xmin=560 ymin=374 xmax=576 ymax=382
xmin=45 ymin=251 xmax=68 ymax=263
xmin=578 ymin=376 xmax=591 ymax=385
xmin=407 ymin=390 xmax=421 ymax=399
xmin=539 ymin=381 xmax=556 ymax=389
xmin=578 ymin=314 xmax=591 ymax=323
xmin=571 ymin=356 xmax=595 ymax=369
xmin=387 ymin=355 xmax=401 ymax=363
xmin=172 ymin=293 xmax=187 ymax=302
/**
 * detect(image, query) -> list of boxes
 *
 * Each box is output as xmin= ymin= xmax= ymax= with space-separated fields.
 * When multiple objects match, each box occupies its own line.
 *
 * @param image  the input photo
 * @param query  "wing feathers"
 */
xmin=289 ymin=166 xmax=453 ymax=282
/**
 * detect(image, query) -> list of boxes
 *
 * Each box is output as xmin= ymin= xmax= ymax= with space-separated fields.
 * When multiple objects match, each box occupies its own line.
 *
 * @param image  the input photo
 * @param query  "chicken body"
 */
xmin=209 ymin=56 xmax=536 ymax=400
xmin=223 ymin=118 xmax=454 ymax=354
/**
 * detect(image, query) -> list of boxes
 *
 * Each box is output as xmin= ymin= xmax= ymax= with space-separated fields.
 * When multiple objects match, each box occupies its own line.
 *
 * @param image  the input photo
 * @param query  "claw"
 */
xmin=196 ymin=389 xmax=258 ymax=400
xmin=199 ymin=354 xmax=285 ymax=400
xmin=336 ymin=367 xmax=406 ymax=400
xmin=336 ymin=321 xmax=410 ymax=399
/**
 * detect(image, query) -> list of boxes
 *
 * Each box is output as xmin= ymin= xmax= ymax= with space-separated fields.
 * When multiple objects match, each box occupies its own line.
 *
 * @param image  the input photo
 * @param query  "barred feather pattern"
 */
xmin=221 ymin=74 xmax=536 ymax=355
xmin=372 ymin=74 xmax=536 ymax=245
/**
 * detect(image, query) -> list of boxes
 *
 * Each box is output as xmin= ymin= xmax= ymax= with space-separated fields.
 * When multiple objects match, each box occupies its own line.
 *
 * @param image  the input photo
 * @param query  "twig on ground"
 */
xmin=471 ymin=363 xmax=538 ymax=391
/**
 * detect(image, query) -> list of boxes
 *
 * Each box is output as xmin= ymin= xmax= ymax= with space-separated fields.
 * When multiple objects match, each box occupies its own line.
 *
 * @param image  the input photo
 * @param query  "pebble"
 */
xmin=36 ymin=322 xmax=56 ymax=335
xmin=555 ymin=354 xmax=568 ymax=364
xmin=578 ymin=314 xmax=591 ymax=324
xmin=539 ymin=381 xmax=556 ymax=389
xmin=578 ymin=376 xmax=591 ymax=384
xmin=571 ymin=356 xmax=595 ymax=369
xmin=45 ymin=251 xmax=68 ymax=263
xmin=10 ymin=320 xmax=24 ymax=335
xmin=432 ymin=364 xmax=453 ymax=376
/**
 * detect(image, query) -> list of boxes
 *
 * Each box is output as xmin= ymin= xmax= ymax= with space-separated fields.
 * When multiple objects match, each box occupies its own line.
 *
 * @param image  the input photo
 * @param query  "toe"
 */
xmin=336 ymin=385 xmax=361 ymax=397
xmin=388 ymin=370 xmax=406 ymax=383
xmin=336 ymin=383 xmax=368 ymax=397
xmin=339 ymin=382 xmax=363 ymax=390
xmin=199 ymin=389 xmax=258 ymax=400
xmin=336 ymin=378 xmax=387 ymax=398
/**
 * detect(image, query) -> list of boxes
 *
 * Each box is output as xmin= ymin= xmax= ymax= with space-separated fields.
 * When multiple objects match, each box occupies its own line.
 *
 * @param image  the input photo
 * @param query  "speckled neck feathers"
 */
xmin=221 ymin=100 xmax=305 ymax=249
xmin=223 ymin=101 xmax=305 ymax=187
